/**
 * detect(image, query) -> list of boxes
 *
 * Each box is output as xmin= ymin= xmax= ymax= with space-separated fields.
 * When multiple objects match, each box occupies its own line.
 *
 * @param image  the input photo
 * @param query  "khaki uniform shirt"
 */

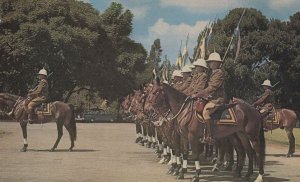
xmin=199 ymin=69 xmax=225 ymax=106
xmin=31 ymin=79 xmax=48 ymax=102
xmin=254 ymin=89 xmax=274 ymax=108
xmin=185 ymin=72 xmax=208 ymax=96
xmin=176 ymin=77 xmax=192 ymax=94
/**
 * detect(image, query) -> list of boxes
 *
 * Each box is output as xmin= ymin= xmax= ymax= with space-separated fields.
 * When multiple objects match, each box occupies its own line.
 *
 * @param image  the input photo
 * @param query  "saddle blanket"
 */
xmin=196 ymin=108 xmax=238 ymax=125
xmin=266 ymin=110 xmax=279 ymax=125
xmin=36 ymin=103 xmax=52 ymax=116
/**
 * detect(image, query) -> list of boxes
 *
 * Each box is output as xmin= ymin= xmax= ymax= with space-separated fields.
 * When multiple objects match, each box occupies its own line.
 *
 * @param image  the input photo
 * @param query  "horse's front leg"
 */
xmin=20 ymin=122 xmax=28 ymax=152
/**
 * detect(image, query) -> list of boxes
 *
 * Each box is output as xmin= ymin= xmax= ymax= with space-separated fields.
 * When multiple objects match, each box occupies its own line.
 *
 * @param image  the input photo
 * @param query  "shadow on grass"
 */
xmin=28 ymin=149 xmax=98 ymax=152
xmin=266 ymin=153 xmax=300 ymax=158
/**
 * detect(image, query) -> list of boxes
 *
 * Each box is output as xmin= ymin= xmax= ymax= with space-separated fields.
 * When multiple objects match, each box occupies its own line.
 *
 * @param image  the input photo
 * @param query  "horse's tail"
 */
xmin=69 ymin=104 xmax=77 ymax=141
xmin=295 ymin=111 xmax=300 ymax=127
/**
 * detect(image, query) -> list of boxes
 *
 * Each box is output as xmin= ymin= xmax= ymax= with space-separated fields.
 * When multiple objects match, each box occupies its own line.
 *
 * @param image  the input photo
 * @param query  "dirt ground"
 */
xmin=0 ymin=122 xmax=299 ymax=182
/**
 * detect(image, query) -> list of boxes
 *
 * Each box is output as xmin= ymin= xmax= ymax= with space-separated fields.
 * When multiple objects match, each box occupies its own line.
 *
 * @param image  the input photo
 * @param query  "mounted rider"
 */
xmin=192 ymin=52 xmax=225 ymax=144
xmin=184 ymin=58 xmax=208 ymax=96
xmin=253 ymin=79 xmax=274 ymax=119
xmin=26 ymin=68 xmax=49 ymax=123
xmin=176 ymin=65 xmax=192 ymax=94
xmin=172 ymin=70 xmax=183 ymax=90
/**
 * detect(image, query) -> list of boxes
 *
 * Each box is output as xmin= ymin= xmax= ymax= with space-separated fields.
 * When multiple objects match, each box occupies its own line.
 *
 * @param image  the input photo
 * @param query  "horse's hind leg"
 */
xmin=285 ymin=128 xmax=295 ymax=157
xmin=237 ymin=132 xmax=254 ymax=180
xmin=65 ymin=124 xmax=75 ymax=151
xmin=228 ymin=134 xmax=245 ymax=178
xmin=50 ymin=123 xmax=63 ymax=152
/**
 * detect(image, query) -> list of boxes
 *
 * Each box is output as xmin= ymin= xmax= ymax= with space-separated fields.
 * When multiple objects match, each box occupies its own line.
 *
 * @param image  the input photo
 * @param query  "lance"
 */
xmin=222 ymin=8 xmax=246 ymax=62
xmin=272 ymin=81 xmax=280 ymax=88
xmin=194 ymin=21 xmax=211 ymax=62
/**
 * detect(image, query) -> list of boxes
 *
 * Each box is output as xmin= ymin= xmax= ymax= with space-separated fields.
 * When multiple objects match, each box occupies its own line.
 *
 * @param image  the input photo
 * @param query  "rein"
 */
xmin=169 ymin=96 xmax=190 ymax=121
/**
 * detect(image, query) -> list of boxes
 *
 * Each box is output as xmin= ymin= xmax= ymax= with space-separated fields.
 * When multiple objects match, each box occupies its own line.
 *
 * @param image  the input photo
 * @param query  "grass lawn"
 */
xmin=265 ymin=128 xmax=300 ymax=148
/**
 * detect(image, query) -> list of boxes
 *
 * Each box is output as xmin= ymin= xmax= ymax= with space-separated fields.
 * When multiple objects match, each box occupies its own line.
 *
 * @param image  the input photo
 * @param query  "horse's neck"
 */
xmin=1 ymin=93 xmax=20 ymax=109
xmin=163 ymin=84 xmax=187 ymax=114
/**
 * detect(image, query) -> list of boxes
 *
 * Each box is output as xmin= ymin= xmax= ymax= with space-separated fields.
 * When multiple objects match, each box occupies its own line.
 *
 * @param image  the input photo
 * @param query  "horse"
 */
xmin=264 ymin=108 xmax=299 ymax=157
xmin=144 ymin=79 xmax=266 ymax=182
xmin=0 ymin=93 xmax=77 ymax=152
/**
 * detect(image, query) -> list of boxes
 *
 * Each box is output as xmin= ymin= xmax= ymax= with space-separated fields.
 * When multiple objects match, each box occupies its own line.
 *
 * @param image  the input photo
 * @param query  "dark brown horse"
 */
xmin=264 ymin=109 xmax=299 ymax=157
xmin=144 ymin=80 xmax=266 ymax=182
xmin=0 ymin=93 xmax=77 ymax=152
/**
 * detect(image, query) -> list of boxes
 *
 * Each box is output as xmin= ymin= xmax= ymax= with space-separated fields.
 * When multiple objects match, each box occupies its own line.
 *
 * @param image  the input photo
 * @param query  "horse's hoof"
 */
xmin=176 ymin=173 xmax=184 ymax=180
xmin=223 ymin=166 xmax=232 ymax=171
xmin=49 ymin=148 xmax=55 ymax=152
xmin=69 ymin=148 xmax=73 ymax=152
xmin=190 ymin=176 xmax=200 ymax=182
xmin=212 ymin=164 xmax=219 ymax=172
xmin=233 ymin=172 xmax=241 ymax=178
xmin=167 ymin=167 xmax=175 ymax=175
xmin=242 ymin=174 xmax=250 ymax=181
xmin=20 ymin=147 xmax=27 ymax=152
xmin=172 ymin=170 xmax=179 ymax=176
xmin=286 ymin=153 xmax=293 ymax=158
xmin=211 ymin=157 xmax=217 ymax=164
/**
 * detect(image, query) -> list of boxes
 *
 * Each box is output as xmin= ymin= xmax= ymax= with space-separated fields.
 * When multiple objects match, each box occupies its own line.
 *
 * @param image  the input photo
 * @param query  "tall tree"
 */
xmin=0 ymin=0 xmax=147 ymax=101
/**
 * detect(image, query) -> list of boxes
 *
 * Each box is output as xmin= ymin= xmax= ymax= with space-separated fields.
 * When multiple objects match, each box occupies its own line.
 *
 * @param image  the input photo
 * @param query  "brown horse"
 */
xmin=144 ymin=80 xmax=266 ymax=182
xmin=0 ymin=93 xmax=77 ymax=152
xmin=264 ymin=109 xmax=299 ymax=157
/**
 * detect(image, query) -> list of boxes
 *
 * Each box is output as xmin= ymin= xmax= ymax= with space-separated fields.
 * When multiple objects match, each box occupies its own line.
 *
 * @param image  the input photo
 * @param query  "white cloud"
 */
xmin=128 ymin=6 xmax=149 ymax=20
xmin=77 ymin=0 xmax=90 ymax=3
xmin=103 ymin=0 xmax=149 ymax=20
xmin=267 ymin=0 xmax=300 ymax=10
xmin=160 ymin=0 xmax=242 ymax=13
xmin=138 ymin=18 xmax=208 ymax=63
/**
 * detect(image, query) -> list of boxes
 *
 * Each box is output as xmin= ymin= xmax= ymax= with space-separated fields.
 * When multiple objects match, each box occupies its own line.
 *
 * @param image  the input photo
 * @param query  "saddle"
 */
xmin=263 ymin=108 xmax=279 ymax=125
xmin=35 ymin=103 xmax=52 ymax=116
xmin=195 ymin=103 xmax=238 ymax=125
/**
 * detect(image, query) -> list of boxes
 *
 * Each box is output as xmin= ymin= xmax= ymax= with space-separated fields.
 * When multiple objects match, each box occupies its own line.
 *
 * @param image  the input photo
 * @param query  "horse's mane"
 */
xmin=162 ymin=83 xmax=187 ymax=104
xmin=232 ymin=97 xmax=258 ymax=113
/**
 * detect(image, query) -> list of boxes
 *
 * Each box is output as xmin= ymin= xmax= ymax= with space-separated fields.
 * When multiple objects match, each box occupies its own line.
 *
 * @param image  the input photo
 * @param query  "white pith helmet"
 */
xmin=38 ymin=68 xmax=47 ymax=76
xmin=162 ymin=80 xmax=169 ymax=84
xmin=173 ymin=70 xmax=183 ymax=78
xmin=188 ymin=64 xmax=195 ymax=69
xmin=181 ymin=65 xmax=192 ymax=73
xmin=261 ymin=79 xmax=272 ymax=87
xmin=193 ymin=58 xmax=208 ymax=68
xmin=207 ymin=52 xmax=222 ymax=62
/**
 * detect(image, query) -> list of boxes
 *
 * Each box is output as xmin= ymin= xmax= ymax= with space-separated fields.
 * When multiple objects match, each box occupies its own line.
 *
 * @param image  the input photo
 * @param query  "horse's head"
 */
xmin=0 ymin=93 xmax=19 ymax=113
xmin=121 ymin=95 xmax=132 ymax=113
xmin=144 ymin=78 xmax=169 ymax=116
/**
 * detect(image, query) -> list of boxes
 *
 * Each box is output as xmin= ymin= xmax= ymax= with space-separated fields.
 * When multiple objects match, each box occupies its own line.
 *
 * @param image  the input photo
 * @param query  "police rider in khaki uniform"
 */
xmin=192 ymin=52 xmax=225 ymax=144
xmin=253 ymin=79 xmax=274 ymax=116
xmin=26 ymin=68 xmax=49 ymax=123
xmin=185 ymin=58 xmax=208 ymax=96
xmin=177 ymin=66 xmax=192 ymax=94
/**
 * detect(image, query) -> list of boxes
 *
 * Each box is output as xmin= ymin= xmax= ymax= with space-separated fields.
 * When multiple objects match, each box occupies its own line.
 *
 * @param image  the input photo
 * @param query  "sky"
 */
xmin=81 ymin=0 xmax=300 ymax=63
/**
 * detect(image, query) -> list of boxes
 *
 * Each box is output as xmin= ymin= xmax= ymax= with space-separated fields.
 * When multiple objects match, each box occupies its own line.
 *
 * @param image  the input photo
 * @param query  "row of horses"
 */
xmin=121 ymin=79 xmax=299 ymax=182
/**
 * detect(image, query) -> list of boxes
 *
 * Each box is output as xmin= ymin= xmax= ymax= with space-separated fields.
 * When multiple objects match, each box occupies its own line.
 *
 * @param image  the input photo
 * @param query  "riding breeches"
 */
xmin=203 ymin=102 xmax=218 ymax=120
xmin=27 ymin=101 xmax=40 ymax=113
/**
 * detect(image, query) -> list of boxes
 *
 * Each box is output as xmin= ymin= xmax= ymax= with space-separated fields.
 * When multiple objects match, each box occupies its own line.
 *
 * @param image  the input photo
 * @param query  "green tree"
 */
xmin=100 ymin=2 xmax=147 ymax=99
xmin=0 ymin=0 xmax=147 ymax=101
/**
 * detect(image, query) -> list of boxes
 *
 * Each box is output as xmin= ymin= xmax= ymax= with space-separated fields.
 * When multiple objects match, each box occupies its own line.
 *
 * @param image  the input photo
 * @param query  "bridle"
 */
xmin=149 ymin=85 xmax=191 ymax=122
